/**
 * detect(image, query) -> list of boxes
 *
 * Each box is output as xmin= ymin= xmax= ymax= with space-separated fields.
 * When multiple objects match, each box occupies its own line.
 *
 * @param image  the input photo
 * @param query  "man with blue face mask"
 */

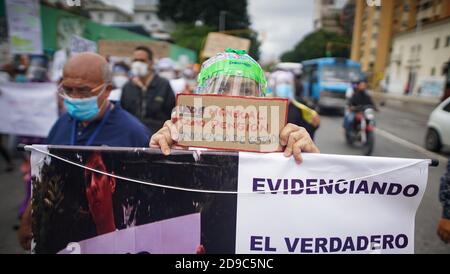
xmin=46 ymin=52 xmax=150 ymax=147
xmin=18 ymin=53 xmax=151 ymax=250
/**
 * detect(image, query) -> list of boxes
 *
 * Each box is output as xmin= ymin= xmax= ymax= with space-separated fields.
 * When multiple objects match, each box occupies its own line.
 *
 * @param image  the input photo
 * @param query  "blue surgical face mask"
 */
xmin=276 ymin=83 xmax=293 ymax=99
xmin=63 ymin=86 xmax=107 ymax=121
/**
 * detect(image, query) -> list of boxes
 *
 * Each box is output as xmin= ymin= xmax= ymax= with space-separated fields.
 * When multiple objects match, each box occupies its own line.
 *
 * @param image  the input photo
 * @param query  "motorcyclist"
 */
xmin=149 ymin=48 xmax=320 ymax=164
xmin=344 ymin=77 xmax=377 ymax=134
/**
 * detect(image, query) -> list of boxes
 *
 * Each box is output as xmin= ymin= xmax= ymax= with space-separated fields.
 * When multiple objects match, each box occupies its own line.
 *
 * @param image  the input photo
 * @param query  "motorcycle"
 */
xmin=345 ymin=105 xmax=376 ymax=156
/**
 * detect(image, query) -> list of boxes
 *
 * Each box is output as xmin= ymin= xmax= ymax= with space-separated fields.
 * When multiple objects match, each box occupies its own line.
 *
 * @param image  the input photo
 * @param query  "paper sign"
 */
xmin=98 ymin=40 xmax=170 ymax=60
xmin=175 ymin=94 xmax=288 ymax=152
xmin=5 ymin=0 xmax=43 ymax=54
xmin=202 ymin=32 xmax=251 ymax=58
xmin=70 ymin=35 xmax=97 ymax=54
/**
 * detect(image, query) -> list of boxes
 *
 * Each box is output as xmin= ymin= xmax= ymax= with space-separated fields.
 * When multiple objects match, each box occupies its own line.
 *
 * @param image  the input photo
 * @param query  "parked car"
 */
xmin=425 ymin=96 xmax=450 ymax=152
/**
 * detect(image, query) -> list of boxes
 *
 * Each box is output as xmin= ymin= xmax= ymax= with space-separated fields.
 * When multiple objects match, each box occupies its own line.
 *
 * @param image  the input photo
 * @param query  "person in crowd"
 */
xmin=10 ymin=54 xmax=49 ymax=224
xmin=149 ymin=48 xmax=320 ymax=165
xmin=270 ymin=69 xmax=320 ymax=139
xmin=121 ymin=46 xmax=175 ymax=133
xmin=437 ymin=158 xmax=450 ymax=244
xmin=109 ymin=62 xmax=130 ymax=102
xmin=0 ymin=134 xmax=14 ymax=172
xmin=18 ymin=52 xmax=151 ymax=251
xmin=343 ymin=77 xmax=377 ymax=134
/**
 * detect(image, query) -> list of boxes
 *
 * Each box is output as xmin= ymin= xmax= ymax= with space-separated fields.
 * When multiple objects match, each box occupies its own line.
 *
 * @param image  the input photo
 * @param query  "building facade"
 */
xmin=133 ymin=0 xmax=174 ymax=37
xmin=351 ymin=0 xmax=450 ymax=90
xmin=350 ymin=0 xmax=395 ymax=85
xmin=386 ymin=17 xmax=450 ymax=96
xmin=84 ymin=0 xmax=131 ymax=24
xmin=314 ymin=0 xmax=344 ymax=34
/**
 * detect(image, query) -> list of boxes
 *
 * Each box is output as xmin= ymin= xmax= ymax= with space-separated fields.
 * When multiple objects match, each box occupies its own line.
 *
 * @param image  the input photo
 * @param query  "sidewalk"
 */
xmin=0 ymin=158 xmax=27 ymax=254
xmin=370 ymin=91 xmax=441 ymax=107
xmin=369 ymin=91 xmax=440 ymax=118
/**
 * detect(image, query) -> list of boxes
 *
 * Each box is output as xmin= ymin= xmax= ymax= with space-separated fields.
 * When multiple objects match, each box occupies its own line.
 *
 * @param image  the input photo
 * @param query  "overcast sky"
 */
xmin=102 ymin=0 xmax=345 ymax=63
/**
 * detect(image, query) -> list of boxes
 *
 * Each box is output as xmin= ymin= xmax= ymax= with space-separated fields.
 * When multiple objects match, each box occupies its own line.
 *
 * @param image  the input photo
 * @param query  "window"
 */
xmin=98 ymin=12 xmax=103 ymax=21
xmin=434 ymin=37 xmax=440 ymax=49
xmin=404 ymin=3 xmax=410 ymax=11
xmin=431 ymin=67 xmax=436 ymax=76
xmin=446 ymin=36 xmax=450 ymax=47
xmin=145 ymin=14 xmax=151 ymax=21
xmin=443 ymin=102 xmax=450 ymax=112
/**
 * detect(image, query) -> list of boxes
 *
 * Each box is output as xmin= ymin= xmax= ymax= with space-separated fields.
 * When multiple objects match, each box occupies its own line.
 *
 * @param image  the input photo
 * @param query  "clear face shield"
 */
xmin=196 ymin=75 xmax=263 ymax=97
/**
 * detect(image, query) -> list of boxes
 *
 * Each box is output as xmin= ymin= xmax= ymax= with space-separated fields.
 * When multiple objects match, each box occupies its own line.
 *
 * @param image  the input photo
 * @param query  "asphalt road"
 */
xmin=315 ymin=100 xmax=449 ymax=254
xmin=0 ymin=99 xmax=449 ymax=254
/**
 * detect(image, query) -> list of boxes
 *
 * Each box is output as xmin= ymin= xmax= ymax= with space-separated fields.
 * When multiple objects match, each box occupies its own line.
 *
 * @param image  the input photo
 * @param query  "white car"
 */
xmin=425 ymin=97 xmax=450 ymax=152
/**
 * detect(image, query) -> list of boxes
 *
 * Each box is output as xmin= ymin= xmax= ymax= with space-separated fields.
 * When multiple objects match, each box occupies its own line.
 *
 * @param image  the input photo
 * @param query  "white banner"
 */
xmin=5 ymin=0 xmax=43 ymax=55
xmin=236 ymin=152 xmax=428 ymax=254
xmin=28 ymin=146 xmax=430 ymax=254
xmin=0 ymin=83 xmax=58 ymax=137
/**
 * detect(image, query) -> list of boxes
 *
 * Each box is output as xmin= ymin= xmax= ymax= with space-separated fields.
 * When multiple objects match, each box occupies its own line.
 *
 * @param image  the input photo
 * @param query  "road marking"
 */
xmin=376 ymin=127 xmax=448 ymax=163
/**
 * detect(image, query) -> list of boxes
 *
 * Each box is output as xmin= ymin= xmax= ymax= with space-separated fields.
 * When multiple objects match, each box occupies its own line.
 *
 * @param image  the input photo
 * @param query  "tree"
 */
xmin=158 ymin=0 xmax=260 ymax=60
xmin=171 ymin=23 xmax=215 ymax=60
xmin=281 ymin=30 xmax=351 ymax=62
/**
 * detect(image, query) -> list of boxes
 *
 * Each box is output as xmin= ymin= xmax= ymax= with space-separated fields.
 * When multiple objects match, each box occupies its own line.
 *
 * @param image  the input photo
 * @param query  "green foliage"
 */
xmin=171 ymin=23 xmax=215 ymax=62
xmin=236 ymin=30 xmax=261 ymax=61
xmin=159 ymin=0 xmax=260 ymax=60
xmin=158 ymin=0 xmax=250 ymax=31
xmin=281 ymin=30 xmax=351 ymax=62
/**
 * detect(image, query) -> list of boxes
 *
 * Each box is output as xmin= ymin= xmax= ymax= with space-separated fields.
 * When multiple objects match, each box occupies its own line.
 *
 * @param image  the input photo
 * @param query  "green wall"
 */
xmin=0 ymin=1 xmax=196 ymax=63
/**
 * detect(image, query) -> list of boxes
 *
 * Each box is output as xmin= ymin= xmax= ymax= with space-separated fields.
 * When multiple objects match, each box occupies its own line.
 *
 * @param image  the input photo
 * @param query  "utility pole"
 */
xmin=219 ymin=11 xmax=227 ymax=32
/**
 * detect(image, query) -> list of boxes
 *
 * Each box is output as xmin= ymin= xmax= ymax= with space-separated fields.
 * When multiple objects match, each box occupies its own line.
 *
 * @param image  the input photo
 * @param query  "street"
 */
xmin=0 ymin=99 xmax=449 ymax=254
xmin=316 ymin=98 xmax=450 ymax=254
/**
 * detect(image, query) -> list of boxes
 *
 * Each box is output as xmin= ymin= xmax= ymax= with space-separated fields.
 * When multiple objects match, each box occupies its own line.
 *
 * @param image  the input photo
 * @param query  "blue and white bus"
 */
xmin=301 ymin=58 xmax=362 ymax=111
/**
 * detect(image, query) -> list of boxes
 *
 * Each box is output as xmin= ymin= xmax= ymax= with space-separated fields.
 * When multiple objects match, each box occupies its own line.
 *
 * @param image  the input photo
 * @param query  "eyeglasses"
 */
xmin=58 ymin=83 xmax=107 ymax=98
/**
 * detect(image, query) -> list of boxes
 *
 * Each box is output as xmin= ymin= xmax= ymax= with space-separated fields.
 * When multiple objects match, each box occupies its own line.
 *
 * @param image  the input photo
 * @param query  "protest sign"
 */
xmin=202 ymin=33 xmax=251 ymax=59
xmin=0 ymin=83 xmax=58 ymax=137
xmin=98 ymin=40 xmax=170 ymax=60
xmin=176 ymin=94 xmax=288 ymax=152
xmin=70 ymin=35 xmax=97 ymax=55
xmin=29 ymin=145 xmax=428 ymax=254
xmin=5 ymin=0 xmax=43 ymax=55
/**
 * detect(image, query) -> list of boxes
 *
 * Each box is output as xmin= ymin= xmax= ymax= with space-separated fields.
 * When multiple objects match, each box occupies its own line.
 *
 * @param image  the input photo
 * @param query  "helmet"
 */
xmin=196 ymin=48 xmax=267 ymax=97
xmin=351 ymin=74 xmax=368 ymax=84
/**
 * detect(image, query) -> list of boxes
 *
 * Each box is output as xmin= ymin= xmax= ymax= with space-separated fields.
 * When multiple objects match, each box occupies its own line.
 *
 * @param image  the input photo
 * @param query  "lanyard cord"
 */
xmin=28 ymin=145 xmax=429 ymax=195
xmin=71 ymin=105 xmax=112 ymax=146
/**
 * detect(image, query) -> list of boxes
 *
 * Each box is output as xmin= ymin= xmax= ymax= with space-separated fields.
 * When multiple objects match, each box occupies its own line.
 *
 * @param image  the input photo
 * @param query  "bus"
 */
xmin=301 ymin=58 xmax=362 ymax=111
